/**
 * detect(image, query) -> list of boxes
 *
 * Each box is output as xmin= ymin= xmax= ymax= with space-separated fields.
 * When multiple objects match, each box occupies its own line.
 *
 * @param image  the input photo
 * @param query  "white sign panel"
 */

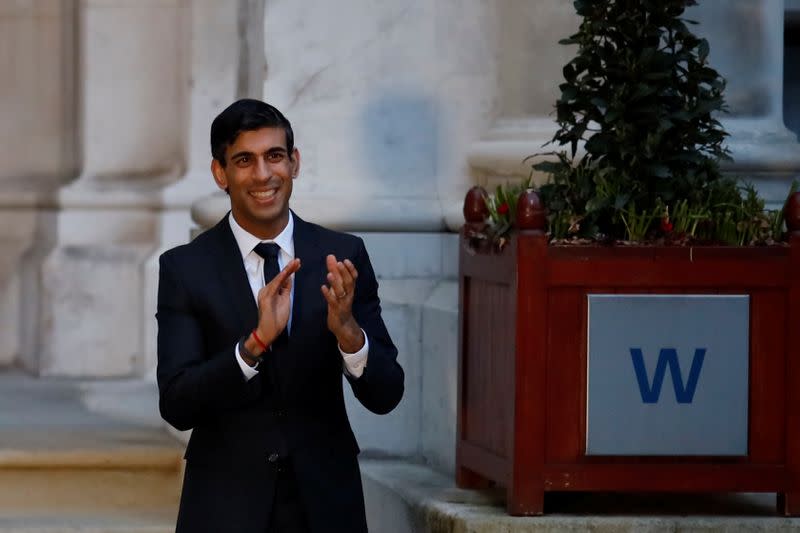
xmin=586 ymin=295 xmax=749 ymax=456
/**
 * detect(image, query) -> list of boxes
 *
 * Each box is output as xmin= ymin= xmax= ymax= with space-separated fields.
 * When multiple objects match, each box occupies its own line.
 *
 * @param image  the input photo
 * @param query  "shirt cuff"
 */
xmin=235 ymin=343 xmax=259 ymax=381
xmin=340 ymin=329 xmax=369 ymax=378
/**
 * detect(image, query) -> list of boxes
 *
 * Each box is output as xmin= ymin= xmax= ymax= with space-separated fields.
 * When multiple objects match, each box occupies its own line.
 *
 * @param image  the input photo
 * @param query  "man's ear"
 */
xmin=291 ymin=148 xmax=301 ymax=179
xmin=211 ymin=159 xmax=228 ymax=191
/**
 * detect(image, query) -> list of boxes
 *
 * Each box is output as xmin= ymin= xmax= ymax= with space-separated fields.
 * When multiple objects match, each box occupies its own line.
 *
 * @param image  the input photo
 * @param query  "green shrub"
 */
xmin=524 ymin=0 xmax=791 ymax=245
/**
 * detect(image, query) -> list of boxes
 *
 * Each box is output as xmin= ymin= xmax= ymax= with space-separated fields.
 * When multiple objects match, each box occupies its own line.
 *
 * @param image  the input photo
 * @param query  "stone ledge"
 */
xmin=0 ymin=447 xmax=181 ymax=471
xmin=0 ymin=512 xmax=174 ymax=533
xmin=361 ymin=459 xmax=800 ymax=533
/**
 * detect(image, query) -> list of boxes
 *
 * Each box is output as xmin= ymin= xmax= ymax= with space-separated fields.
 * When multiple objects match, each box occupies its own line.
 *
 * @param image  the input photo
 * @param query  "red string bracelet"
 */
xmin=251 ymin=329 xmax=269 ymax=352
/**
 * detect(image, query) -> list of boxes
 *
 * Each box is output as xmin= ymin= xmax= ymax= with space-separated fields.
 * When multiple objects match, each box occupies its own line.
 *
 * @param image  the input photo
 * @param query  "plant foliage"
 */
xmin=528 ymin=0 xmax=790 ymax=244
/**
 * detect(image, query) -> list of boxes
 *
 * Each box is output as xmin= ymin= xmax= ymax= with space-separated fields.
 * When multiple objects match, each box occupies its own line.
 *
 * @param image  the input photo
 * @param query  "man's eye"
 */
xmin=236 ymin=156 xmax=250 ymax=166
xmin=267 ymin=152 xmax=285 ymax=163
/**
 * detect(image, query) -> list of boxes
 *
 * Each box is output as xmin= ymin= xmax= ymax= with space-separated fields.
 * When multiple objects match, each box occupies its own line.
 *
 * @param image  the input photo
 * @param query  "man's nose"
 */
xmin=253 ymin=157 xmax=270 ymax=181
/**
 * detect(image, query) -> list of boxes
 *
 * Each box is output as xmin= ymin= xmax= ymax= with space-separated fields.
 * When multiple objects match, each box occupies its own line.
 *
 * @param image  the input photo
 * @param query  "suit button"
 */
xmin=268 ymin=453 xmax=279 ymax=463
xmin=276 ymin=410 xmax=284 ymax=418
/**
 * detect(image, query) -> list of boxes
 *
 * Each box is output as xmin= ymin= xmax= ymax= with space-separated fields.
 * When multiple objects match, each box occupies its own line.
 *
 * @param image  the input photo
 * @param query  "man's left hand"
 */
xmin=321 ymin=254 xmax=365 ymax=353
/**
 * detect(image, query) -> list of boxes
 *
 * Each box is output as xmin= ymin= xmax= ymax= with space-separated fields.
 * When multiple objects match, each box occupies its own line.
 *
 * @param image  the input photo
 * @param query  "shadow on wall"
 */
xmin=359 ymin=92 xmax=441 ymax=195
xmin=785 ymin=14 xmax=800 ymax=137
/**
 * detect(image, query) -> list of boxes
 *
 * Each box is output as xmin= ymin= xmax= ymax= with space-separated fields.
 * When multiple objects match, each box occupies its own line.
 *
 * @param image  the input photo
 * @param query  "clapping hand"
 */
xmin=321 ymin=255 xmax=365 ymax=353
xmin=255 ymin=258 xmax=301 ymax=345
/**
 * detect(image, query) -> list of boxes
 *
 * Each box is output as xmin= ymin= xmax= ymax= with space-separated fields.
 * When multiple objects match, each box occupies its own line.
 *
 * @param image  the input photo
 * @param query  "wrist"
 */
xmin=337 ymin=323 xmax=365 ymax=354
xmin=238 ymin=336 xmax=263 ymax=367
xmin=251 ymin=329 xmax=269 ymax=352
xmin=241 ymin=354 xmax=259 ymax=367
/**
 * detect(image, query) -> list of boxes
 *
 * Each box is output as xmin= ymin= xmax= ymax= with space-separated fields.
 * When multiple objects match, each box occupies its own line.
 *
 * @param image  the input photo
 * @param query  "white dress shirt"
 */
xmin=228 ymin=212 xmax=369 ymax=380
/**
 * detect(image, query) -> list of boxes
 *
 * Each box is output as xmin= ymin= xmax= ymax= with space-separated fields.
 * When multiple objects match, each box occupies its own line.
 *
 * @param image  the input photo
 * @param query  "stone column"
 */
xmin=19 ymin=0 xmax=186 ymax=376
xmin=0 ymin=1 xmax=78 ymax=368
xmin=141 ymin=0 xmax=240 ymax=378
xmin=689 ymin=0 xmax=800 ymax=207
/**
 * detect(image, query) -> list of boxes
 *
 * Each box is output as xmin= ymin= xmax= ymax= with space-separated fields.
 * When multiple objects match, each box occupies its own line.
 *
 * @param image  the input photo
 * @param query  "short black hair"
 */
xmin=210 ymin=99 xmax=294 ymax=166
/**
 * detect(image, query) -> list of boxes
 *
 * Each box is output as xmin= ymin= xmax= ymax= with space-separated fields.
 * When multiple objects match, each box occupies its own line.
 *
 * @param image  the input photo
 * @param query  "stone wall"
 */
xmin=0 ymin=1 xmax=241 ymax=376
xmin=1 ymin=0 xmax=799 ymax=481
xmin=690 ymin=0 xmax=800 ymax=209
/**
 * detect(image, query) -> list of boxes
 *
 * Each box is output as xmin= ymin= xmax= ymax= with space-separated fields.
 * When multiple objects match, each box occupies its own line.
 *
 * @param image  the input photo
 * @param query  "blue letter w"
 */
xmin=630 ymin=348 xmax=706 ymax=404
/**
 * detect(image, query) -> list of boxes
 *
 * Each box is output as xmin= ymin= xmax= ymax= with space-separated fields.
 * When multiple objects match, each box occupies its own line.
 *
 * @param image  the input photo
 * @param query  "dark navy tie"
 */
xmin=254 ymin=242 xmax=281 ymax=286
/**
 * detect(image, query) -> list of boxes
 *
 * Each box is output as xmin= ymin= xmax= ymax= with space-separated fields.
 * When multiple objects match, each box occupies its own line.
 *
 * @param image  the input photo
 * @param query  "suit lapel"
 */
xmin=290 ymin=212 xmax=323 ymax=341
xmin=209 ymin=214 xmax=259 ymax=331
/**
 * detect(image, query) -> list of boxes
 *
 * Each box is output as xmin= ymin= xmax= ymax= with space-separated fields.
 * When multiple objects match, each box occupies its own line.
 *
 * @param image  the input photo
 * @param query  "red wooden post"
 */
xmin=457 ymin=186 xmax=492 ymax=489
xmin=516 ymin=188 xmax=547 ymax=231
xmin=780 ymin=192 xmax=800 ymax=515
xmin=785 ymin=192 xmax=800 ymax=232
xmin=463 ymin=186 xmax=489 ymax=228
xmin=507 ymin=190 xmax=547 ymax=515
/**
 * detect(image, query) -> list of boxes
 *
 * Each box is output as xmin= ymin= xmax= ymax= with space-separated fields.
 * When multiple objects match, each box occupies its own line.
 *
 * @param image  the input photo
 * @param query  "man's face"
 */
xmin=211 ymin=127 xmax=300 ymax=239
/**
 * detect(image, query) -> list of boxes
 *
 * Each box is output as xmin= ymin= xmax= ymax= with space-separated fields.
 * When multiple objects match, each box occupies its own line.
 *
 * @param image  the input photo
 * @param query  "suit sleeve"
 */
xmin=345 ymin=239 xmax=404 ymax=414
xmin=156 ymin=253 xmax=259 ymax=431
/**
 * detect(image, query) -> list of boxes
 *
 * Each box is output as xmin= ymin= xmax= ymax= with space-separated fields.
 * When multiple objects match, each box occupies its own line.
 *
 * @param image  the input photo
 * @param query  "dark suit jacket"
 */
xmin=156 ymin=212 xmax=404 ymax=532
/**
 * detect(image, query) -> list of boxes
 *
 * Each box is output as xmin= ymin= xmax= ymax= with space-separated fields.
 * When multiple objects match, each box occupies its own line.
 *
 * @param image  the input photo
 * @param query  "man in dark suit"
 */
xmin=156 ymin=99 xmax=404 ymax=532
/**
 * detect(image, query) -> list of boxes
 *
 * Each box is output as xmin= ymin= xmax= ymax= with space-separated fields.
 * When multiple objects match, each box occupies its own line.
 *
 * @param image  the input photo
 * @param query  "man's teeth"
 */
xmin=251 ymin=190 xmax=276 ymax=199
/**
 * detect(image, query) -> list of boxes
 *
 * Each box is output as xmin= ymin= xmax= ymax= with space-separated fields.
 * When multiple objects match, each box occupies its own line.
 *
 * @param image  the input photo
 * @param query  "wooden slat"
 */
xmin=458 ymin=232 xmax=516 ymax=487
xmin=548 ymin=258 xmax=790 ymax=288
xmin=548 ymin=245 xmax=789 ymax=260
xmin=545 ymin=288 xmax=583 ymax=463
xmin=462 ymin=278 xmax=514 ymax=457
xmin=749 ymin=290 xmax=786 ymax=463
xmin=491 ymin=277 xmax=515 ymax=458
xmin=543 ymin=464 xmax=786 ymax=492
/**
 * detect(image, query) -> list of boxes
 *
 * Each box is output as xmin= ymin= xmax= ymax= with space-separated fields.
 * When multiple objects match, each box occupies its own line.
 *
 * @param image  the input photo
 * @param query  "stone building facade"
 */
xmin=0 ymin=0 xmax=798 ymax=476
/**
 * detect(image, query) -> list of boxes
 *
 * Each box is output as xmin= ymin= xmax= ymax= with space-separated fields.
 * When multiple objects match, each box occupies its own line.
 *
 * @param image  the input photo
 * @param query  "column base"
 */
xmin=467 ymin=117 xmax=560 ymax=183
xmin=36 ymin=242 xmax=153 ymax=377
xmin=19 ymin=195 xmax=160 ymax=377
xmin=721 ymin=120 xmax=800 ymax=209
xmin=723 ymin=119 xmax=800 ymax=173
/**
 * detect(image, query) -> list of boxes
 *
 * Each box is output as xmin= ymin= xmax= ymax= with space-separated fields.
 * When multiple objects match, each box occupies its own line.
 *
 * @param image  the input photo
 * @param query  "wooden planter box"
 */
xmin=456 ymin=190 xmax=800 ymax=516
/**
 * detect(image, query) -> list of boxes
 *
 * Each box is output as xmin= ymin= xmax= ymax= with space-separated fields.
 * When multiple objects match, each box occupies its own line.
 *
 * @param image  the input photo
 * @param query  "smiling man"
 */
xmin=156 ymin=99 xmax=404 ymax=533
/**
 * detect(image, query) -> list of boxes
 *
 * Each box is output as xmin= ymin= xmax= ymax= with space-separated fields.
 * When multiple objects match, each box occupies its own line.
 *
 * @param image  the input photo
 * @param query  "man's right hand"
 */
xmin=253 ymin=258 xmax=301 ymax=348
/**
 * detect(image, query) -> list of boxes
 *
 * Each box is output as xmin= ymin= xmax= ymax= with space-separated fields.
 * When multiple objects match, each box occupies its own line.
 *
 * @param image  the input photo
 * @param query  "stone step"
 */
xmin=0 ymin=514 xmax=174 ymax=533
xmin=0 ymin=447 xmax=182 ymax=517
xmin=361 ymin=459 xmax=800 ymax=533
xmin=0 ymin=372 xmax=182 ymax=532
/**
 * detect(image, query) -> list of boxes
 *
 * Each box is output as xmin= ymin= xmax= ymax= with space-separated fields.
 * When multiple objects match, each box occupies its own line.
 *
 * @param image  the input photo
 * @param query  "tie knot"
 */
xmin=254 ymin=242 xmax=281 ymax=260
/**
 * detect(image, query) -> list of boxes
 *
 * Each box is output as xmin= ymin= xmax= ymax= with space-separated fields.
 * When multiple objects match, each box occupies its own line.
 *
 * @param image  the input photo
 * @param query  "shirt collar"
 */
xmin=228 ymin=211 xmax=295 ymax=261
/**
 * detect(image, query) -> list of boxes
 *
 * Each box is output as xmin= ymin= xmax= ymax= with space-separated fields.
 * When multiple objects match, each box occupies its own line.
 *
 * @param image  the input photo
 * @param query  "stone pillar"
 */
xmin=20 ymin=0 xmax=187 ymax=376
xmin=689 ymin=0 xmax=800 ymax=207
xmin=0 ymin=1 xmax=78 ymax=368
xmin=141 ymin=0 xmax=240 ymax=378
